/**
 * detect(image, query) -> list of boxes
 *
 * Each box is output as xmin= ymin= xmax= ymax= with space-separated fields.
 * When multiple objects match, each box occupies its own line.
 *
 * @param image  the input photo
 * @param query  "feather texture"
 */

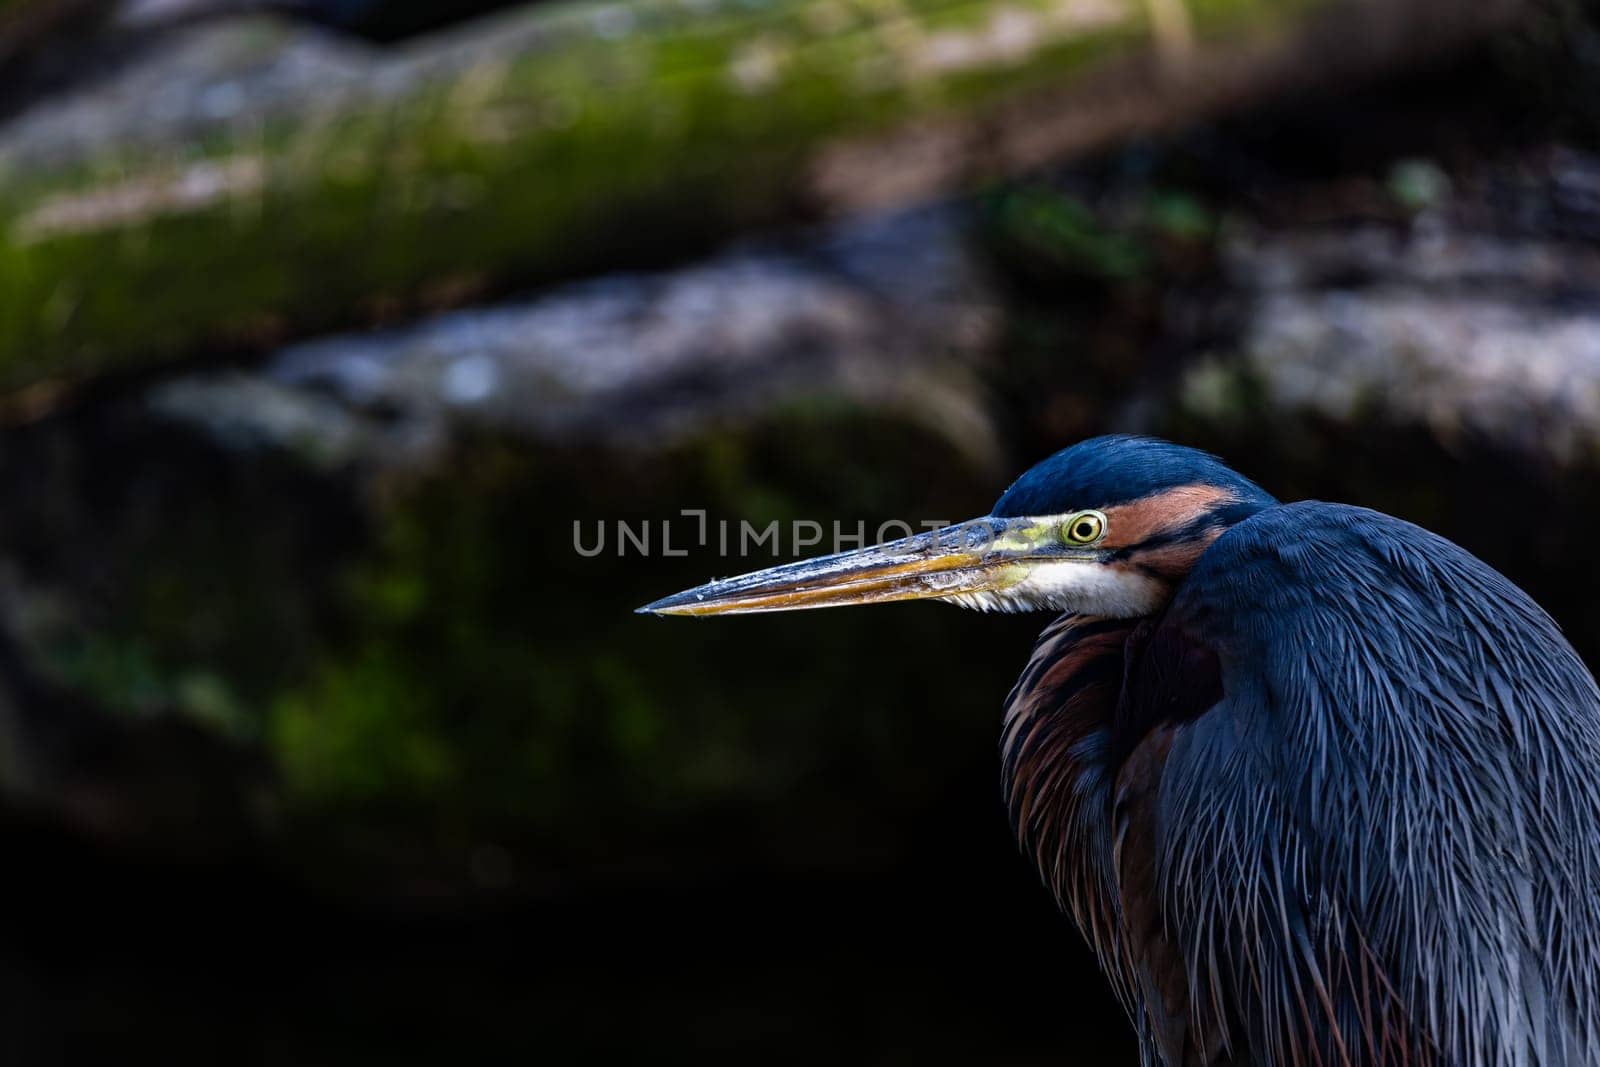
xmin=1003 ymin=501 xmax=1600 ymax=1066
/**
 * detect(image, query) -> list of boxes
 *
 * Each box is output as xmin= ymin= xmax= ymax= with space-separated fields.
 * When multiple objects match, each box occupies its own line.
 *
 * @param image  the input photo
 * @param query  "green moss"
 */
xmin=0 ymin=0 xmax=1331 ymax=388
xmin=11 ymin=396 xmax=1033 ymax=872
xmin=271 ymin=644 xmax=459 ymax=802
xmin=246 ymin=412 xmax=1031 ymax=868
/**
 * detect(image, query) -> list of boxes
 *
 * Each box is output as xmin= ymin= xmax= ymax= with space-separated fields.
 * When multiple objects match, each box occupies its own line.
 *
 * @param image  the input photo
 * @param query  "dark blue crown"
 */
xmin=990 ymin=435 xmax=1277 ymax=518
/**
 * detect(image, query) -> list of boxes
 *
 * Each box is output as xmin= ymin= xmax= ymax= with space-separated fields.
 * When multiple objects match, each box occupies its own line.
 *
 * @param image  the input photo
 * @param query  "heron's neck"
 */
xmin=1000 ymin=614 xmax=1144 ymax=913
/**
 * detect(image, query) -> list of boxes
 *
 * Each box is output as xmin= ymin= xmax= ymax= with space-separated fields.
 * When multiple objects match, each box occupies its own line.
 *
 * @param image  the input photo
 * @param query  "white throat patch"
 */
xmin=942 ymin=561 xmax=1165 ymax=617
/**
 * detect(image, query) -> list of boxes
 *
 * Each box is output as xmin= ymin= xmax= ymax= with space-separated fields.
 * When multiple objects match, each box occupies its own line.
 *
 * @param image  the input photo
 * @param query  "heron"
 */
xmin=639 ymin=434 xmax=1600 ymax=1066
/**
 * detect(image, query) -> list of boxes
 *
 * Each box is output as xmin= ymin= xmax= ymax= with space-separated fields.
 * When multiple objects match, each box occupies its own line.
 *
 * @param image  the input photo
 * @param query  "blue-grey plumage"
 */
xmin=643 ymin=435 xmax=1600 ymax=1065
xmin=1189 ymin=504 xmax=1600 ymax=1063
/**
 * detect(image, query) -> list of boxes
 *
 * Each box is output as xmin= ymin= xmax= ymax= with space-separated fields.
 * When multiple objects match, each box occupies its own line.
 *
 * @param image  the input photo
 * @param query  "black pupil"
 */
xmin=1075 ymin=521 xmax=1093 ymax=539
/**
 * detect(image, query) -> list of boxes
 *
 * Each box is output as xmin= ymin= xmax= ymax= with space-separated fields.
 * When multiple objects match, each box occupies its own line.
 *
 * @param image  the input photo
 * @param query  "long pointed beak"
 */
xmin=638 ymin=517 xmax=1049 ymax=617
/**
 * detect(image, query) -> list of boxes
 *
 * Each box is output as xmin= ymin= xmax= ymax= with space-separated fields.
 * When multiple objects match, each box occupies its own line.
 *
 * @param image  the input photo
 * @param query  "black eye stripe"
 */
xmin=1107 ymin=501 xmax=1250 ymax=559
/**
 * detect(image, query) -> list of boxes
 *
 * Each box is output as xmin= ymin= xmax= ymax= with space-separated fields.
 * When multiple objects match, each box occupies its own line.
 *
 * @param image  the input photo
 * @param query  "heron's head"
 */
xmin=638 ymin=435 xmax=1275 ymax=619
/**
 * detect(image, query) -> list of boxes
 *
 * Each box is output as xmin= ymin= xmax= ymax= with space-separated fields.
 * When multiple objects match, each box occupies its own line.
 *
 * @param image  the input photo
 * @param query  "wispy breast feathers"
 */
xmin=1001 ymin=615 xmax=1135 ymax=887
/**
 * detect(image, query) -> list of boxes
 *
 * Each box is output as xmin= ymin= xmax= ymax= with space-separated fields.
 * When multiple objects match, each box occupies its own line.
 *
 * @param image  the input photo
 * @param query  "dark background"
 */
xmin=3 ymin=0 xmax=1600 ymax=1062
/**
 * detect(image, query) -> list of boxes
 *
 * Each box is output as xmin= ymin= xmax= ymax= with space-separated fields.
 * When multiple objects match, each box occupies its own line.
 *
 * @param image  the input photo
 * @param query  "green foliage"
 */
xmin=985 ymin=186 xmax=1152 ymax=282
xmin=46 ymin=632 xmax=252 ymax=737
xmin=981 ymin=182 xmax=1221 ymax=295
xmin=1387 ymin=159 xmax=1451 ymax=211
xmin=1146 ymin=190 xmax=1217 ymax=239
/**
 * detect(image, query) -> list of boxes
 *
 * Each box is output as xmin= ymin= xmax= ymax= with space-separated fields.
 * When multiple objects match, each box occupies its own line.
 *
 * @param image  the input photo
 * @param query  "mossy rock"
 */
xmin=1 ymin=399 xmax=1047 ymax=886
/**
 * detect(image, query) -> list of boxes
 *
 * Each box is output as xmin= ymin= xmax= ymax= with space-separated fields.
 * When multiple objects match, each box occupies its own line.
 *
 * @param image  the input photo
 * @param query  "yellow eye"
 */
xmin=1061 ymin=511 xmax=1106 ymax=545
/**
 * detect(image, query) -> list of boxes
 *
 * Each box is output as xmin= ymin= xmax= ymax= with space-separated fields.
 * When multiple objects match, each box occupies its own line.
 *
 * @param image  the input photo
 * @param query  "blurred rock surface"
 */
xmin=0 ymin=0 xmax=1533 ymax=386
xmin=1176 ymin=147 xmax=1600 ymax=465
xmin=147 ymin=207 xmax=1004 ymax=472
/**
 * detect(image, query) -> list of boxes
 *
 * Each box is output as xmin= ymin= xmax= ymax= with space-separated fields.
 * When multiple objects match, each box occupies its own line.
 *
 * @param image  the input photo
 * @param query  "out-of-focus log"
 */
xmin=0 ymin=0 xmax=1528 ymax=389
